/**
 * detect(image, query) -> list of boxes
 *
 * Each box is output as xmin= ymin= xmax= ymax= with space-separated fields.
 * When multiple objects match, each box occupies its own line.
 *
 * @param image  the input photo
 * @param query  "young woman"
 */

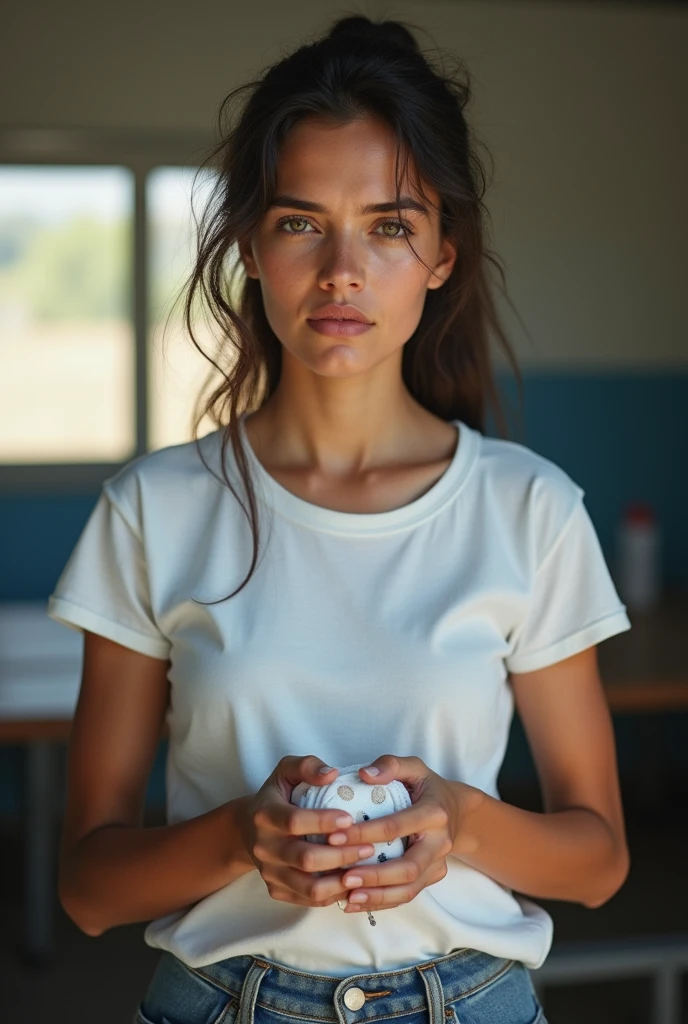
xmin=48 ymin=14 xmax=632 ymax=1024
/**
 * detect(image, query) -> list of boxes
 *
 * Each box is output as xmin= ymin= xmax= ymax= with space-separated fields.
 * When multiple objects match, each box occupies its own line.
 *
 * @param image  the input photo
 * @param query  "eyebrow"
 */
xmin=267 ymin=193 xmax=430 ymax=218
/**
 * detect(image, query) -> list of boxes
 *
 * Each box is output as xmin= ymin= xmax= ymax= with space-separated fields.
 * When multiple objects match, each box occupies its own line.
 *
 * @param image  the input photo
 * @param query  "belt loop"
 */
xmin=417 ymin=964 xmax=446 ymax=1024
xmin=237 ymin=958 xmax=271 ymax=1024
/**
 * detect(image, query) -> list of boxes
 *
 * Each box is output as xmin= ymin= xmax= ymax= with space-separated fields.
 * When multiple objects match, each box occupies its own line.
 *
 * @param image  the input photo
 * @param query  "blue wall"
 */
xmin=1 ymin=371 xmax=687 ymax=816
xmin=485 ymin=370 xmax=688 ymax=587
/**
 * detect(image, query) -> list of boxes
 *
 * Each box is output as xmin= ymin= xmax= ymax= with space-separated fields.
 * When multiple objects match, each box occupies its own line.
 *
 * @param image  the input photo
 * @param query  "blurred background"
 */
xmin=0 ymin=0 xmax=686 ymax=1021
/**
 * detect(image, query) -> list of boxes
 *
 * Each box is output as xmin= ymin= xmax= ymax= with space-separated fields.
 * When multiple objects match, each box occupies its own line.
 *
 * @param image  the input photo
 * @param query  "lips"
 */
xmin=306 ymin=318 xmax=373 ymax=337
xmin=307 ymin=304 xmax=373 ymax=324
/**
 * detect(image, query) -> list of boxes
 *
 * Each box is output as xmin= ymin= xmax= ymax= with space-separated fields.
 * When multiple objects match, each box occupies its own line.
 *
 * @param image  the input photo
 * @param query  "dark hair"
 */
xmin=172 ymin=13 xmax=527 ymax=603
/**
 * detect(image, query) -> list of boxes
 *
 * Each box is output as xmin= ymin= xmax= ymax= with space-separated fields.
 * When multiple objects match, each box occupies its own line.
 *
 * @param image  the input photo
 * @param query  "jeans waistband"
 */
xmin=190 ymin=946 xmax=517 ymax=1023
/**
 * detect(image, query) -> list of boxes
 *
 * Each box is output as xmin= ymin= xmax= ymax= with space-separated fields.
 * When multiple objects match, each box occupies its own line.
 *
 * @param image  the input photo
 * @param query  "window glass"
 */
xmin=147 ymin=166 xmax=227 ymax=452
xmin=0 ymin=166 xmax=134 ymax=463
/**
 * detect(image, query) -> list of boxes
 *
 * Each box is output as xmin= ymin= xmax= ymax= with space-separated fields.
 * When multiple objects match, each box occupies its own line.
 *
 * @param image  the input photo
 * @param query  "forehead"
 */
xmin=275 ymin=115 xmax=437 ymax=211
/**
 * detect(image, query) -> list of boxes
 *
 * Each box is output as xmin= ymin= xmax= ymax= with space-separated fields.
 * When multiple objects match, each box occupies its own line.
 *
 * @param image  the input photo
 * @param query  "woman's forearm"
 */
xmin=450 ymin=783 xmax=629 ymax=908
xmin=60 ymin=795 xmax=257 ymax=936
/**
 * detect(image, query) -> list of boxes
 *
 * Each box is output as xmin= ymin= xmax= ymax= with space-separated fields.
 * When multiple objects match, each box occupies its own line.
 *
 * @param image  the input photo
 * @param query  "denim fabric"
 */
xmin=133 ymin=946 xmax=548 ymax=1024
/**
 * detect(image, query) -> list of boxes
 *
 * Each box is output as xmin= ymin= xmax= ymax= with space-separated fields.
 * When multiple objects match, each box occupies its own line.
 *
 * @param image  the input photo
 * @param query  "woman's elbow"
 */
xmin=584 ymin=844 xmax=631 ymax=909
xmin=58 ymin=880 xmax=105 ymax=937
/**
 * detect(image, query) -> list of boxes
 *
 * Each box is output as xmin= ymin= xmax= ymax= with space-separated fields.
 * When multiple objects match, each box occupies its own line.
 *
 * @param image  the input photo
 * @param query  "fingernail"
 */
xmin=335 ymin=815 xmax=353 ymax=827
xmin=344 ymin=875 xmax=363 ymax=887
xmin=363 ymin=766 xmax=380 ymax=776
xmin=349 ymin=893 xmax=368 ymax=903
xmin=318 ymin=765 xmax=333 ymax=774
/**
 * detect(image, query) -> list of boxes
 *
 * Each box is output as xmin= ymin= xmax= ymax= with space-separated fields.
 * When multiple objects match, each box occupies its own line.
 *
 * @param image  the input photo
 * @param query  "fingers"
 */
xmin=259 ymin=839 xmax=372 ymax=905
xmin=259 ymin=801 xmax=360 ymax=840
xmin=341 ymin=844 xmax=449 ymax=913
xmin=254 ymin=754 xmax=378 ymax=902
xmin=270 ymin=865 xmax=352 ymax=906
xmin=267 ymin=843 xmax=375 ymax=906
xmin=255 ymin=755 xmax=449 ymax=912
xmin=278 ymin=835 xmax=376 ymax=875
xmin=355 ymin=755 xmax=426 ymax=787
xmin=340 ymin=838 xmax=426 ymax=892
xmin=272 ymin=837 xmax=445 ymax=909
xmin=277 ymin=753 xmax=340 ymax=790
xmin=341 ymin=880 xmax=415 ymax=912
xmin=266 ymin=754 xmax=356 ymax=838
xmin=326 ymin=802 xmax=442 ymax=847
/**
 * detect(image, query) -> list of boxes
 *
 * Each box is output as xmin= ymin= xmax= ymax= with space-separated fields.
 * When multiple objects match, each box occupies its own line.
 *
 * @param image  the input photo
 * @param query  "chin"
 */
xmin=293 ymin=344 xmax=370 ymax=375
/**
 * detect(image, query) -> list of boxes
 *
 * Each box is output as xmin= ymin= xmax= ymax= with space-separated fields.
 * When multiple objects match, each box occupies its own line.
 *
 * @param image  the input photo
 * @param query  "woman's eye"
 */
xmin=276 ymin=217 xmax=413 ymax=239
xmin=278 ymin=216 xmax=313 ymax=234
xmin=378 ymin=220 xmax=410 ymax=238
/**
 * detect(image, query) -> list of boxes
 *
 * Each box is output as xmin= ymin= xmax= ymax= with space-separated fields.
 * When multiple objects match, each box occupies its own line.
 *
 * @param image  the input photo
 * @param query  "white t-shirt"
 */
xmin=47 ymin=414 xmax=631 ymax=975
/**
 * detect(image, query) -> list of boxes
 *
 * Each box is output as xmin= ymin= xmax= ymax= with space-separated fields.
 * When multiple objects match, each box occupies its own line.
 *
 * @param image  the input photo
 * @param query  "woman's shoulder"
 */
xmin=100 ymin=428 xmax=226 ymax=521
xmin=477 ymin=429 xmax=583 ymax=499
xmin=473 ymin=429 xmax=585 ymax=549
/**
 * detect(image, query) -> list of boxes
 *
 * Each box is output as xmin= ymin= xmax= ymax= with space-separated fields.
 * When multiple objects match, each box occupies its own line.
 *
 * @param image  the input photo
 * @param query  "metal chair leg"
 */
xmin=653 ymin=964 xmax=680 ymax=1024
xmin=22 ymin=740 xmax=56 ymax=964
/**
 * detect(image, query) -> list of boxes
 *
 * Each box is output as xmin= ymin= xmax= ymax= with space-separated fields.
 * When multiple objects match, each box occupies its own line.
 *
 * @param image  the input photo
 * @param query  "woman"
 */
xmin=48 ymin=14 xmax=632 ymax=1024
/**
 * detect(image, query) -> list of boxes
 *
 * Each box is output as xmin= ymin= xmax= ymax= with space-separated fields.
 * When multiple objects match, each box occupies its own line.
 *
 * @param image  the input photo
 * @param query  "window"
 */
xmin=147 ymin=166 xmax=220 ymax=453
xmin=0 ymin=165 xmax=135 ymax=465
xmin=0 ymin=129 xmax=221 ymax=491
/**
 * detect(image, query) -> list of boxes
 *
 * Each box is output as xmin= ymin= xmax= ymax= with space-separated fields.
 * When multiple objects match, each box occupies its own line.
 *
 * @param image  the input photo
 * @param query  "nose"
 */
xmin=316 ymin=237 xmax=365 ymax=291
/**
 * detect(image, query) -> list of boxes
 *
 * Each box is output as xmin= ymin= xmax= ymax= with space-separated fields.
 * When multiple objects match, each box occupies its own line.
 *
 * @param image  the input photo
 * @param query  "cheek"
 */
xmin=249 ymin=232 xmax=297 ymax=283
xmin=377 ymin=245 xmax=433 ymax=292
xmin=378 ymin=263 xmax=430 ymax=326
xmin=256 ymin=247 xmax=301 ymax=288
xmin=252 ymin=250 xmax=305 ymax=319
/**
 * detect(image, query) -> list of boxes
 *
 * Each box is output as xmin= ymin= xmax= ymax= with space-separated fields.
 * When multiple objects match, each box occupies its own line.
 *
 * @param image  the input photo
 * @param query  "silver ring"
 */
xmin=337 ymin=900 xmax=348 ymax=911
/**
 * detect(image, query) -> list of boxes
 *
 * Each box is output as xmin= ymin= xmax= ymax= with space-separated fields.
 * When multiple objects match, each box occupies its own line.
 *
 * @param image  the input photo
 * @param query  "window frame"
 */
xmin=0 ymin=127 xmax=213 ymax=493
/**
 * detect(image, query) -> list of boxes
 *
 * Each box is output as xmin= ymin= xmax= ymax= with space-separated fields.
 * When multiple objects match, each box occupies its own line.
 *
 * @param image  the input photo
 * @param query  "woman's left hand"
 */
xmin=327 ymin=754 xmax=474 ymax=913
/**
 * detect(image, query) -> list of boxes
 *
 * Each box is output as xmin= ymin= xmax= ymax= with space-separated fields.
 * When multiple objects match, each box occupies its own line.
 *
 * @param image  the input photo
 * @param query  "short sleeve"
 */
xmin=46 ymin=483 xmax=171 ymax=661
xmin=505 ymin=493 xmax=631 ymax=674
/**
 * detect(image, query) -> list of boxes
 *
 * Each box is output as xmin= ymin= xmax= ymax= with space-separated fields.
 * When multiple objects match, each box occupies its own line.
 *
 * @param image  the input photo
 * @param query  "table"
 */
xmin=596 ymin=588 xmax=688 ymax=712
xmin=1 ymin=591 xmax=687 ymax=965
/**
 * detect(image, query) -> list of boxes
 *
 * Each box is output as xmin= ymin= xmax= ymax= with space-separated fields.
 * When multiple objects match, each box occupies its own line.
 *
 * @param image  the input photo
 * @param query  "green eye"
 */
xmin=379 ymin=220 xmax=407 ymax=237
xmin=278 ymin=216 xmax=312 ymax=234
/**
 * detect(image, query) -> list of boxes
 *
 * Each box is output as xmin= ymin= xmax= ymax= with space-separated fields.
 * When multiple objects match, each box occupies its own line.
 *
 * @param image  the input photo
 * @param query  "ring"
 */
xmin=337 ymin=900 xmax=348 ymax=911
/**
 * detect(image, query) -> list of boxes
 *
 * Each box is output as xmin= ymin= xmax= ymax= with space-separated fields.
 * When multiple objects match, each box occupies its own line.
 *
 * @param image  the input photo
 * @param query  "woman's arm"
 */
xmin=63 ymin=797 xmax=256 ymax=937
xmin=59 ymin=632 xmax=256 ymax=937
xmin=450 ymin=645 xmax=630 ymax=908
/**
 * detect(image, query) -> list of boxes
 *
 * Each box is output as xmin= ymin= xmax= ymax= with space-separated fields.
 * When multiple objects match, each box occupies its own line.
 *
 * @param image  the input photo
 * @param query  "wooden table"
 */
xmin=1 ymin=592 xmax=687 ymax=963
xmin=597 ymin=588 xmax=688 ymax=712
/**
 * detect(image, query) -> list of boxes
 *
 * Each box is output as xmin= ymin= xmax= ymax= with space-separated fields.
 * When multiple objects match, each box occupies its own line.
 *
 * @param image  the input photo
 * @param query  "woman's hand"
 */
xmin=235 ymin=754 xmax=377 ymax=908
xmin=327 ymin=755 xmax=474 ymax=913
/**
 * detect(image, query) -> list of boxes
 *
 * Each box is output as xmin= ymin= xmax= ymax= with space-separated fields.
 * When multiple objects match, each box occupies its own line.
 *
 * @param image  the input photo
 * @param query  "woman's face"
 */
xmin=240 ymin=115 xmax=457 ymax=379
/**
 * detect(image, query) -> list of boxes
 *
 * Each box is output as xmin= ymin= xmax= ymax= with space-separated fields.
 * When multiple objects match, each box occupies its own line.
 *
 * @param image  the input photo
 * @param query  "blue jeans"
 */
xmin=134 ymin=946 xmax=548 ymax=1024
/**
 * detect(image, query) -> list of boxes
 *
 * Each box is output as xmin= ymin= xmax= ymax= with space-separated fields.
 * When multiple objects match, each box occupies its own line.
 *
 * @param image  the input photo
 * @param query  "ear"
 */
xmin=426 ymin=235 xmax=457 ymax=291
xmin=238 ymin=235 xmax=260 ymax=279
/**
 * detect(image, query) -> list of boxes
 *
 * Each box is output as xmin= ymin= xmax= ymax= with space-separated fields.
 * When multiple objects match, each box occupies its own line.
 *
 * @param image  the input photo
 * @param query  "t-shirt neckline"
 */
xmin=235 ymin=413 xmax=478 ymax=535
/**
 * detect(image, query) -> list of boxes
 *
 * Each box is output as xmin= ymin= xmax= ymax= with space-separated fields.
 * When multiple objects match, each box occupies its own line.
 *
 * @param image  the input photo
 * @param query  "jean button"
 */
xmin=343 ymin=987 xmax=366 ymax=1011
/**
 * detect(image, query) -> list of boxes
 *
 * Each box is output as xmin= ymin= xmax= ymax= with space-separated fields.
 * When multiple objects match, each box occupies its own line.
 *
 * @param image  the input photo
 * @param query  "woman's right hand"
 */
xmin=236 ymin=755 xmax=375 ymax=908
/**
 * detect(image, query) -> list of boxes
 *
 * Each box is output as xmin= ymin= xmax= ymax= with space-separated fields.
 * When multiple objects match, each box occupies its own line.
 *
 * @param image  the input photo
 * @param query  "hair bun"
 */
xmin=328 ymin=16 xmax=420 ymax=55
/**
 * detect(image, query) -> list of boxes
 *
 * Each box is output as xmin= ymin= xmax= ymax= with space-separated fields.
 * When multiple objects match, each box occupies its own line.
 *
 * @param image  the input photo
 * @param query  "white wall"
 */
xmin=2 ymin=0 xmax=685 ymax=369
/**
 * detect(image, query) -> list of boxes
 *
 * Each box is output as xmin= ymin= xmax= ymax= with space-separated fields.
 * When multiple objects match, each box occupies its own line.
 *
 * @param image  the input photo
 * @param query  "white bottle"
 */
xmin=616 ymin=501 xmax=661 ymax=613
